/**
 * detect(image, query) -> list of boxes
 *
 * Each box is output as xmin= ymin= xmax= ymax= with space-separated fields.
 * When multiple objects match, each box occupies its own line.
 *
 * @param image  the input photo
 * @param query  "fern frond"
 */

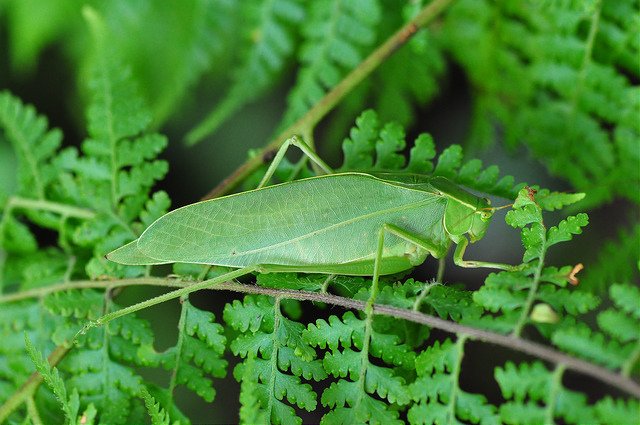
xmin=152 ymin=300 xmax=228 ymax=403
xmin=552 ymin=283 xmax=640 ymax=374
xmin=474 ymin=187 xmax=596 ymax=336
xmin=54 ymin=11 xmax=170 ymax=279
xmin=409 ymin=337 xmax=500 ymax=425
xmin=339 ymin=110 xmax=525 ymax=199
xmin=225 ymin=295 xmax=323 ymax=425
xmin=140 ymin=387 xmax=178 ymax=425
xmin=0 ymin=300 xmax=52 ymax=404
xmin=96 ymin=0 xmax=239 ymax=125
xmin=39 ymin=288 xmax=156 ymax=424
xmin=304 ymin=305 xmax=412 ymax=424
xmin=594 ymin=396 xmax=640 ymax=425
xmin=495 ymin=362 xmax=638 ymax=424
xmin=281 ymin=0 xmax=381 ymax=127
xmin=582 ymin=224 xmax=640 ymax=293
xmin=444 ymin=0 xmax=640 ymax=206
xmin=186 ymin=0 xmax=304 ymax=144
xmin=0 ymin=92 xmax=63 ymax=201
xmin=25 ymin=333 xmax=80 ymax=424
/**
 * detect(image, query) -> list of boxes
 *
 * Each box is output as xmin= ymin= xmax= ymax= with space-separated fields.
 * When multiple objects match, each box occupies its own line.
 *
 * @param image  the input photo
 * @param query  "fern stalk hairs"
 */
xmin=1 ymin=0 xmax=639 ymax=424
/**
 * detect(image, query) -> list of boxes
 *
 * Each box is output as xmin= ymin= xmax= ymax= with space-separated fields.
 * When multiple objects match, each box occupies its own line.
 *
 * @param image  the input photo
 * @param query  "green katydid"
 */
xmin=101 ymin=136 xmax=514 ymax=326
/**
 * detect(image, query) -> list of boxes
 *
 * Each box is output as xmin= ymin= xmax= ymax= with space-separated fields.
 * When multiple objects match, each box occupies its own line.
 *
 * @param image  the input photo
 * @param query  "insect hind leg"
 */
xmin=258 ymin=135 xmax=334 ymax=188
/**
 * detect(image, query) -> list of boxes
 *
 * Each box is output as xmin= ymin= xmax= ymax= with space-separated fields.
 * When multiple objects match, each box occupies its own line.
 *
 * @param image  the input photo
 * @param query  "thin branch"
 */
xmin=1 ymin=277 xmax=638 ymax=400
xmin=201 ymin=0 xmax=454 ymax=200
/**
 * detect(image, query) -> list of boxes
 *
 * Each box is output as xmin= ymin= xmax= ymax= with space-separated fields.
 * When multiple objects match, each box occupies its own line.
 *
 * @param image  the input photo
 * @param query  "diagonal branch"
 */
xmin=200 ymin=0 xmax=454 ymax=200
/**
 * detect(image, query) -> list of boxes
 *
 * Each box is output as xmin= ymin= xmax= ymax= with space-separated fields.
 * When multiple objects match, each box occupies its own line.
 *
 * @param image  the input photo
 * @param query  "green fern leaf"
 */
xmin=225 ymin=295 xmax=321 ymax=424
xmin=25 ymin=333 xmax=80 ymax=424
xmin=39 ymin=288 xmax=161 ymax=424
xmin=410 ymin=338 xmax=499 ymax=425
xmin=537 ymin=286 xmax=599 ymax=315
xmin=552 ymin=325 xmax=629 ymax=369
xmin=445 ymin=0 xmax=640 ymax=206
xmin=473 ymin=272 xmax=529 ymax=313
xmin=186 ymin=0 xmax=304 ymax=144
xmin=597 ymin=309 xmax=638 ymax=343
xmin=535 ymin=190 xmax=585 ymax=211
xmin=494 ymin=361 xmax=549 ymax=402
xmin=321 ymin=380 xmax=404 ymax=425
xmin=140 ymin=387 xmax=176 ymax=425
xmin=152 ymin=300 xmax=228 ymax=403
xmin=282 ymin=0 xmax=381 ymax=127
xmin=582 ymin=225 xmax=640 ymax=293
xmin=551 ymin=283 xmax=639 ymax=373
xmin=594 ymin=397 xmax=640 ymax=425
xmin=433 ymin=145 xmax=463 ymax=179
xmin=495 ymin=361 xmax=599 ymax=424
xmin=610 ymin=283 xmax=640 ymax=320
xmin=339 ymin=110 xmax=524 ymax=198
xmin=546 ymin=213 xmax=589 ymax=248
xmin=372 ymin=5 xmax=444 ymax=126
xmin=304 ymin=311 xmax=362 ymax=351
xmin=304 ymin=308 xmax=410 ymax=424
xmin=54 ymin=15 xmax=169 ymax=278
xmin=0 ymin=91 xmax=63 ymax=201
xmin=0 ymin=300 xmax=53 ymax=402
xmin=238 ymin=354 xmax=269 ymax=425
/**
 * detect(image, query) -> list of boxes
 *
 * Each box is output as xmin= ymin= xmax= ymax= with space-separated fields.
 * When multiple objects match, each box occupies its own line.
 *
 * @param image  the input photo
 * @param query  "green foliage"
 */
xmin=495 ymin=361 xmax=598 ymax=425
xmin=409 ymin=338 xmax=499 ymax=425
xmin=582 ymin=224 xmax=640 ymax=293
xmin=140 ymin=387 xmax=177 ymax=425
xmin=224 ymin=295 xmax=325 ymax=425
xmin=339 ymin=109 xmax=524 ymax=200
xmin=303 ymin=308 xmax=412 ymax=424
xmin=1 ymin=1 xmax=638 ymax=423
xmin=141 ymin=299 xmax=228 ymax=404
xmin=281 ymin=0 xmax=381 ymax=127
xmin=444 ymin=0 xmax=640 ymax=207
xmin=25 ymin=333 xmax=80 ymax=424
xmin=552 ymin=283 xmax=640 ymax=373
xmin=471 ymin=188 xmax=598 ymax=335
xmin=186 ymin=0 xmax=305 ymax=144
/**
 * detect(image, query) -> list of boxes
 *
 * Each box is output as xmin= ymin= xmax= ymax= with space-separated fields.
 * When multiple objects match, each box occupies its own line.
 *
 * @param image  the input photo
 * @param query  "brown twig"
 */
xmin=201 ymin=0 xmax=454 ymax=200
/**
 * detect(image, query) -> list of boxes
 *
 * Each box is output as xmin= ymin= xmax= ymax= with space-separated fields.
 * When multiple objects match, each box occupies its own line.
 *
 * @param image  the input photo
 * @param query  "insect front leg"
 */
xmin=366 ymin=224 xmax=448 ymax=312
xmin=258 ymin=135 xmax=334 ymax=188
xmin=452 ymin=235 xmax=517 ymax=271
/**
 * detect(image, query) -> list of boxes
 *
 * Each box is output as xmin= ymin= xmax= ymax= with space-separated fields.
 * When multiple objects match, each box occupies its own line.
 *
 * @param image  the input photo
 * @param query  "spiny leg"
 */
xmin=258 ymin=135 xmax=334 ymax=188
xmin=367 ymin=224 xmax=447 ymax=312
xmin=452 ymin=236 xmax=516 ymax=271
xmin=384 ymin=223 xmax=517 ymax=272
xmin=75 ymin=265 xmax=258 ymax=341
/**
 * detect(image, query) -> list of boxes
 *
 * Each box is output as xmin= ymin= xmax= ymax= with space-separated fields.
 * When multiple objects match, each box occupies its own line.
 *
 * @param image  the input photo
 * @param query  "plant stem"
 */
xmin=266 ymin=297 xmax=282 ymax=423
xmin=167 ymin=296 xmax=188 ymax=405
xmin=201 ymin=0 xmax=454 ymax=200
xmin=622 ymin=339 xmax=640 ymax=377
xmin=447 ymin=335 xmax=467 ymax=423
xmin=5 ymin=196 xmax=96 ymax=219
xmin=512 ymin=233 xmax=547 ymax=337
xmin=545 ymin=364 xmax=566 ymax=425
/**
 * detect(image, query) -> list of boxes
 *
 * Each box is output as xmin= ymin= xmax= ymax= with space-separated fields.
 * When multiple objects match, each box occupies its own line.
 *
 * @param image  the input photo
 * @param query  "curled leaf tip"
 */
xmin=567 ymin=263 xmax=584 ymax=286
